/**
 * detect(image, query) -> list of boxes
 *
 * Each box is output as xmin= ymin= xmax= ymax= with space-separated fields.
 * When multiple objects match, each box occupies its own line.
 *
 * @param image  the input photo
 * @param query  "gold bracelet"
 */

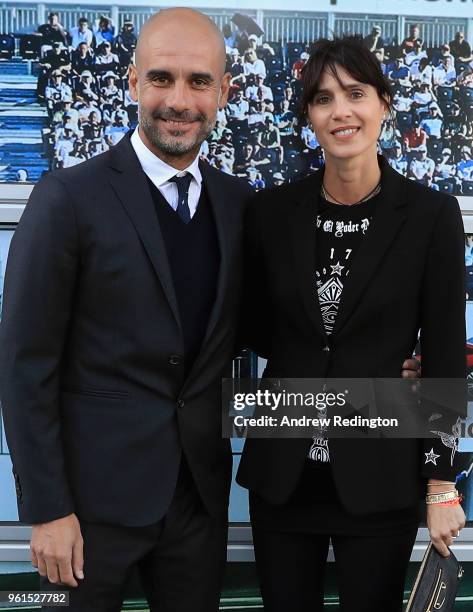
xmin=427 ymin=482 xmax=456 ymax=487
xmin=426 ymin=490 xmax=459 ymax=504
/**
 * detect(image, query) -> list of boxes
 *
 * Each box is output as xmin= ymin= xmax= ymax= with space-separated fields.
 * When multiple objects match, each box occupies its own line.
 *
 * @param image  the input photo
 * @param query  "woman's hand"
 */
xmin=427 ymin=501 xmax=466 ymax=557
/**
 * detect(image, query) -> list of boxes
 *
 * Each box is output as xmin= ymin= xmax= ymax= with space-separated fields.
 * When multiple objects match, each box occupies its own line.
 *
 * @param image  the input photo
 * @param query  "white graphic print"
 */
xmin=425 ymin=448 xmax=441 ymax=465
xmin=310 ymin=207 xmax=372 ymax=464
xmin=309 ymin=437 xmax=330 ymax=462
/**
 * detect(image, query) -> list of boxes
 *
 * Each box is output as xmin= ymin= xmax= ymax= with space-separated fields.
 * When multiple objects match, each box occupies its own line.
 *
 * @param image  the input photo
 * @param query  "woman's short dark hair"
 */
xmin=299 ymin=35 xmax=394 ymax=122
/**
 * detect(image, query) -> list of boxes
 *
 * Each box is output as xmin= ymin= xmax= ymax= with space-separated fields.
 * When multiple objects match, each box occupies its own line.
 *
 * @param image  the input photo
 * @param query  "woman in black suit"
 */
xmin=237 ymin=36 xmax=466 ymax=611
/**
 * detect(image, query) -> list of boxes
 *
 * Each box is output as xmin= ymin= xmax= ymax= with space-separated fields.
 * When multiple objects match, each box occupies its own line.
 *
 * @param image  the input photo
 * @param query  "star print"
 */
xmin=424 ymin=448 xmax=441 ymax=465
xmin=330 ymin=261 xmax=345 ymax=275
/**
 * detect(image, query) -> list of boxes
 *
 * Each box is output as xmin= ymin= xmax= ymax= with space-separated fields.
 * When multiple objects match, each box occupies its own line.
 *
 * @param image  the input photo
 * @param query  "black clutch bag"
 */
xmin=406 ymin=543 xmax=464 ymax=611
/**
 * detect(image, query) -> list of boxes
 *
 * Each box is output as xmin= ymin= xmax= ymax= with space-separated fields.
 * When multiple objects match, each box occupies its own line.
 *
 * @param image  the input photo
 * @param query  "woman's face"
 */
xmin=306 ymin=64 xmax=388 ymax=163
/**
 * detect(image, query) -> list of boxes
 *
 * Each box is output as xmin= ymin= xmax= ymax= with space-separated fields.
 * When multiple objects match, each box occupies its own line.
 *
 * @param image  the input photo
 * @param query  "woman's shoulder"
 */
xmin=248 ymin=170 xmax=322 ymax=215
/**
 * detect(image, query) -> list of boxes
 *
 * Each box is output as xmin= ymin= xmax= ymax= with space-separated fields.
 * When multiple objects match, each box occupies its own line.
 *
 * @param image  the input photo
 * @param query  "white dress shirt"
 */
xmin=130 ymin=128 xmax=202 ymax=218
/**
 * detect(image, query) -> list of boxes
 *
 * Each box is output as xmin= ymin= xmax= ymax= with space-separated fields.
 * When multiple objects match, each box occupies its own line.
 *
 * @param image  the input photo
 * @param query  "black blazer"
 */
xmin=237 ymin=154 xmax=466 ymax=516
xmin=0 ymin=133 xmax=253 ymax=526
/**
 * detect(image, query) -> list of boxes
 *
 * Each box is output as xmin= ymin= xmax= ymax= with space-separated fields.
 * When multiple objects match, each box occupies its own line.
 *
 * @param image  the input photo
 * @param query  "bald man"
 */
xmin=0 ymin=8 xmax=253 ymax=611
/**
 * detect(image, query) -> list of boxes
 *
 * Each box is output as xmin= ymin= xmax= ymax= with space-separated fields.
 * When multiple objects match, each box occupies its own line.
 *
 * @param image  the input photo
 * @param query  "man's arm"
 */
xmin=0 ymin=173 xmax=79 ymax=524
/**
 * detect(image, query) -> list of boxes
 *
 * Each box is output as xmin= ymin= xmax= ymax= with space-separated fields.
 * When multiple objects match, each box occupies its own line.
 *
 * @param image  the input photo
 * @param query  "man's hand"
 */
xmin=31 ymin=513 xmax=84 ymax=587
xmin=401 ymin=357 xmax=421 ymax=379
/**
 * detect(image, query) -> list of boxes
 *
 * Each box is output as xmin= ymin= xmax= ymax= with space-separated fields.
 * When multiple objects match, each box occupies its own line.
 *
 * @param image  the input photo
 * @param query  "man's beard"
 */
xmin=139 ymin=106 xmax=216 ymax=157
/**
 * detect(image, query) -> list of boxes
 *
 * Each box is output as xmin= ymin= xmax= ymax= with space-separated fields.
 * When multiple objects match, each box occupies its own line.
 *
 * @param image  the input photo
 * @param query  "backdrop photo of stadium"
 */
xmin=0 ymin=0 xmax=472 ymax=197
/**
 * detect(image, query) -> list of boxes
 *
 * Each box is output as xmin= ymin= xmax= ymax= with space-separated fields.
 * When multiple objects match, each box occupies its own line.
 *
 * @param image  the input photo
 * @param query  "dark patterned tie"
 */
xmin=169 ymin=173 xmax=192 ymax=224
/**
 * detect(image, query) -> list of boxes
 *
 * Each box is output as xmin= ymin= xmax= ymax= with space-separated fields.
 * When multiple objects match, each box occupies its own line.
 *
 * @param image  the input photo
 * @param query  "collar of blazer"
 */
xmin=289 ymin=153 xmax=409 ymax=341
xmin=107 ymin=132 xmax=235 ymax=379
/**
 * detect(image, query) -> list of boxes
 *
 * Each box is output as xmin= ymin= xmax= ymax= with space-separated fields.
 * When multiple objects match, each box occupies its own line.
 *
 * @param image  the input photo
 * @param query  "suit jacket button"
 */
xmin=177 ymin=399 xmax=185 ymax=409
xmin=169 ymin=355 xmax=182 ymax=366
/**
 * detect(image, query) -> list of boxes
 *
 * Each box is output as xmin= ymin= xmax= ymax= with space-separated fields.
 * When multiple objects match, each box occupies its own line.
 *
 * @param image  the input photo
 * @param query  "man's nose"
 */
xmin=165 ymin=80 xmax=191 ymax=114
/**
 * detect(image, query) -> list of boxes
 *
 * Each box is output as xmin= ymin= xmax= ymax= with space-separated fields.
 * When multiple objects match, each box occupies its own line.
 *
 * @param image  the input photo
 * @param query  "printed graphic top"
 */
xmin=308 ymin=192 xmax=380 ymax=465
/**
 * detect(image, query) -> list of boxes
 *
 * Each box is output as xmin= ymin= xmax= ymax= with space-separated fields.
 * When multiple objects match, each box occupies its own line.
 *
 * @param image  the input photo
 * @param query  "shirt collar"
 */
xmin=130 ymin=127 xmax=202 ymax=187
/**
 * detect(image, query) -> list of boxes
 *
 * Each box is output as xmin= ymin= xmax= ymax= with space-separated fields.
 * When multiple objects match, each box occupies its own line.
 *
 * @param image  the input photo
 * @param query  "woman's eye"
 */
xmin=314 ymin=96 xmax=330 ymax=104
xmin=351 ymin=90 xmax=364 ymax=99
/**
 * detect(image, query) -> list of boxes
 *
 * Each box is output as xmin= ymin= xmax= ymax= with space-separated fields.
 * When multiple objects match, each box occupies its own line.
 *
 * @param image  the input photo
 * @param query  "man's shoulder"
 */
xmin=45 ymin=147 xmax=114 ymax=188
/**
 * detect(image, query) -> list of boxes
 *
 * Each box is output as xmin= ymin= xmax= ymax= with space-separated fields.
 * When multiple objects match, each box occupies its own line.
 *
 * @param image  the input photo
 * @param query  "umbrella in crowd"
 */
xmin=231 ymin=13 xmax=264 ymax=37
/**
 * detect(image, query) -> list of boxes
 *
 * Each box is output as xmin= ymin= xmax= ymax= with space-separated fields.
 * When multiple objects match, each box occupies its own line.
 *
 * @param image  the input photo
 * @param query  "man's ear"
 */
xmin=128 ymin=63 xmax=139 ymax=102
xmin=218 ymin=72 xmax=232 ymax=109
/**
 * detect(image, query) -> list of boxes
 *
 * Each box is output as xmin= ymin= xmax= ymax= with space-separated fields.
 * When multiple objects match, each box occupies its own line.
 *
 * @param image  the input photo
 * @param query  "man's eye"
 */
xmin=153 ymin=77 xmax=168 ymax=84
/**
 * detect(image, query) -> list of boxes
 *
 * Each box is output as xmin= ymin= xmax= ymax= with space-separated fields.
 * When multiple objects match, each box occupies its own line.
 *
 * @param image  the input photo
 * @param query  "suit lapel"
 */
xmin=330 ymin=155 xmax=408 ymax=338
xmin=289 ymin=168 xmax=329 ymax=342
xmin=107 ymin=134 xmax=181 ymax=330
xmin=196 ymin=161 xmax=232 ymax=350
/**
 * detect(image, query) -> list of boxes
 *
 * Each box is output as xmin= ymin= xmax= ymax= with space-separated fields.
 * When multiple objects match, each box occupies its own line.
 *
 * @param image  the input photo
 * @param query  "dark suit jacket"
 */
xmin=237 ymin=154 xmax=466 ymax=515
xmin=0 ymin=133 xmax=253 ymax=526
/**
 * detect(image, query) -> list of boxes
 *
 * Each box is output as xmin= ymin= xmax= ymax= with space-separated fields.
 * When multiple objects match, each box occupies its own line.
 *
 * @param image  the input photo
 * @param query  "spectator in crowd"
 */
xmin=72 ymin=42 xmax=95 ymax=75
xmin=81 ymin=109 xmax=104 ymax=141
xmin=257 ymin=116 xmax=283 ymax=165
xmin=234 ymin=141 xmax=256 ymax=175
xmin=411 ymin=82 xmax=436 ymax=118
xmin=93 ymin=16 xmax=115 ymax=47
xmin=54 ymin=124 xmax=77 ymax=166
xmin=114 ymin=20 xmax=137 ymax=66
xmin=433 ymin=56 xmax=456 ymax=87
xmin=95 ymin=41 xmax=120 ymax=74
xmin=248 ymin=99 xmax=270 ymax=127
xmin=37 ymin=41 xmax=71 ymax=97
xmin=404 ymin=40 xmax=427 ymax=79
xmin=379 ymin=118 xmax=401 ymax=154
xmin=457 ymin=145 xmax=473 ymax=181
xmin=41 ymin=41 xmax=71 ymax=74
xmin=104 ymin=114 xmax=128 ymax=146
xmin=222 ymin=23 xmax=237 ymax=52
xmin=226 ymin=88 xmax=249 ymax=128
xmin=245 ymin=73 xmax=273 ymax=102
xmin=387 ymin=142 xmax=408 ymax=174
xmin=246 ymin=165 xmax=265 ymax=189
xmin=284 ymin=84 xmax=297 ymax=112
xmin=15 ymin=169 xmax=28 ymax=182
xmin=450 ymin=31 xmax=472 ymax=62
xmin=408 ymin=145 xmax=435 ymax=183
xmin=70 ymin=17 xmax=94 ymax=50
xmin=420 ymin=105 xmax=444 ymax=143
xmin=292 ymin=51 xmax=309 ymax=80
xmin=54 ymin=99 xmax=79 ymax=129
xmin=102 ymin=97 xmax=127 ymax=126
xmin=229 ymin=48 xmax=245 ymax=86
xmin=364 ymin=25 xmax=385 ymax=53
xmin=388 ymin=57 xmax=411 ymax=85
xmin=37 ymin=12 xmax=68 ymax=51
xmin=243 ymin=49 xmax=266 ymax=79
xmin=434 ymin=147 xmax=459 ymax=189
xmin=99 ymin=72 xmax=123 ymax=105
xmin=74 ymin=70 xmax=99 ymax=104
xmin=402 ymin=23 xmax=422 ymax=52
xmin=301 ymin=121 xmax=319 ymax=150
xmin=417 ymin=57 xmax=433 ymax=85
xmin=274 ymin=98 xmax=297 ymax=148
xmin=403 ymin=119 xmax=428 ymax=152
xmin=45 ymin=70 xmax=73 ymax=113
xmin=272 ymin=171 xmax=285 ymax=186
xmin=63 ymin=141 xmax=88 ymax=168
xmin=77 ymin=96 xmax=102 ymax=125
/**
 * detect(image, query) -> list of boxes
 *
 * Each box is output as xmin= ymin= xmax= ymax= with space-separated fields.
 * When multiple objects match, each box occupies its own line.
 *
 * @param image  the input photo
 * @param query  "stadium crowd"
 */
xmin=35 ymin=13 xmax=473 ymax=193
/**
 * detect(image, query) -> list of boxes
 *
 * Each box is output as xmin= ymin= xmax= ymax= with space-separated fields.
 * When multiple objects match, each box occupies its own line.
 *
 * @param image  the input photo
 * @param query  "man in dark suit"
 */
xmin=0 ymin=8 xmax=252 ymax=611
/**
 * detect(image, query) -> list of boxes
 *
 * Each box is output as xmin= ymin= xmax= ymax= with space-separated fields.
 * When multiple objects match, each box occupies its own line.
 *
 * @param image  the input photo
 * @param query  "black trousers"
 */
xmin=40 ymin=459 xmax=228 ymax=612
xmin=251 ymin=524 xmax=418 ymax=612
